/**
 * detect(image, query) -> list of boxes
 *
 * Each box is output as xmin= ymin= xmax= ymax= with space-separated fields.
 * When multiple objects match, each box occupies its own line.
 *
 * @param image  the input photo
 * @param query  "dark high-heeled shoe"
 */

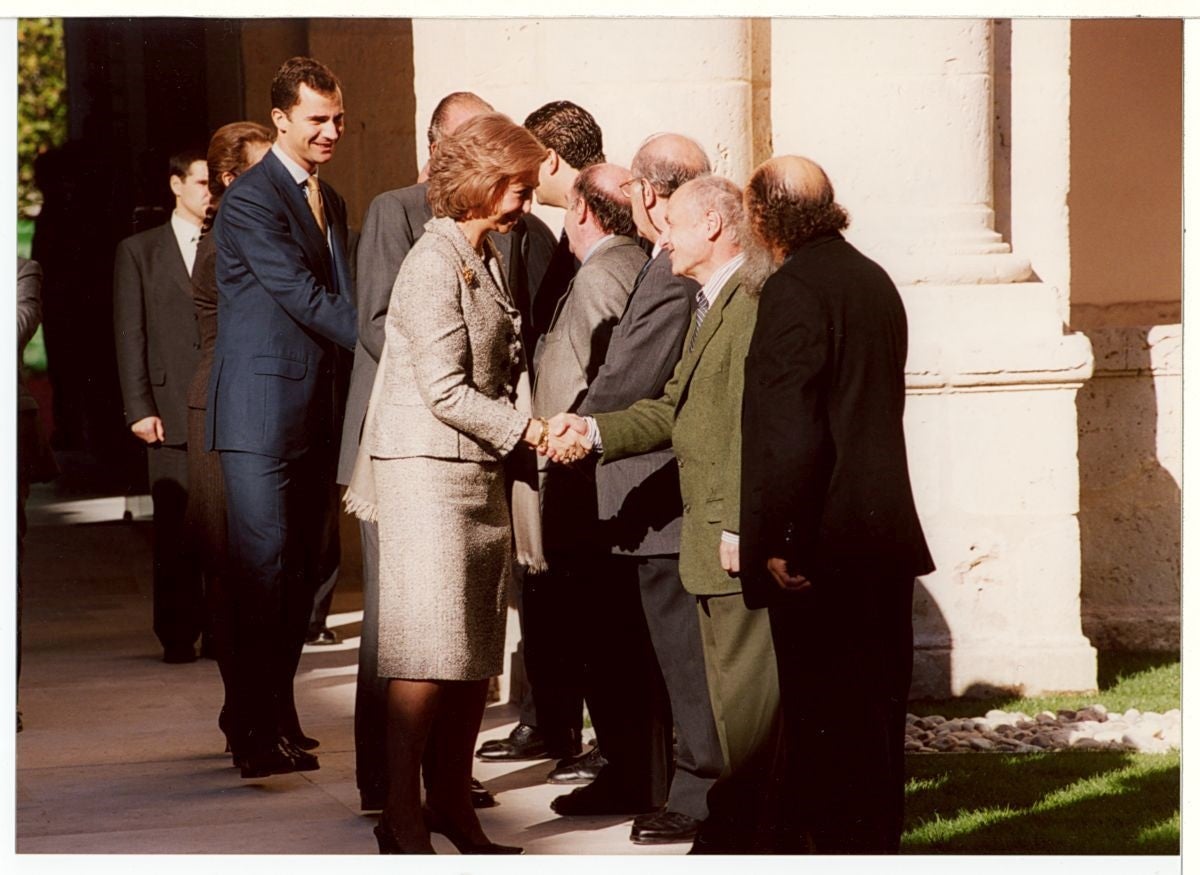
xmin=373 ymin=819 xmax=435 ymax=855
xmin=423 ymin=807 xmax=523 ymax=854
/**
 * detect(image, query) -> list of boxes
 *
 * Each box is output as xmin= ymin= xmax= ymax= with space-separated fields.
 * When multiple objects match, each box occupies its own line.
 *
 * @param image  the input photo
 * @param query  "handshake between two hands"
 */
xmin=538 ymin=412 xmax=593 ymax=465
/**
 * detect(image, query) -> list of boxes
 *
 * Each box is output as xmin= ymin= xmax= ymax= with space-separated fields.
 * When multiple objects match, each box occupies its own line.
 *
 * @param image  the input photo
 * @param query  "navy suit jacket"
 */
xmin=205 ymin=149 xmax=358 ymax=459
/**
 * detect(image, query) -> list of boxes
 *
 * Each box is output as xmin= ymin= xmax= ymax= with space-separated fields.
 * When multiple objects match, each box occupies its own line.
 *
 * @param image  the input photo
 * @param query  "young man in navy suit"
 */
xmin=207 ymin=57 xmax=358 ymax=778
xmin=113 ymin=148 xmax=209 ymax=664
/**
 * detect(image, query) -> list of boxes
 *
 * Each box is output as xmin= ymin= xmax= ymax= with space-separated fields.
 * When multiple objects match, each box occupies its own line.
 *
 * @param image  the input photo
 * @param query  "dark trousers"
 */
xmin=551 ymin=550 xmax=671 ymax=807
xmin=634 ymin=554 xmax=724 ymax=821
xmin=147 ymin=445 xmax=204 ymax=653
xmin=354 ymin=518 xmax=388 ymax=797
xmin=220 ymin=443 xmax=339 ymax=747
xmin=521 ymin=562 xmax=584 ymax=753
xmin=768 ymin=574 xmax=915 ymax=854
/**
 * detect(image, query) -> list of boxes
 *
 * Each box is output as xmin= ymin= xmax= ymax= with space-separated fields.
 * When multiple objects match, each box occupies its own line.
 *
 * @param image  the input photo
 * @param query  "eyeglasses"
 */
xmin=619 ymin=177 xmax=646 ymax=197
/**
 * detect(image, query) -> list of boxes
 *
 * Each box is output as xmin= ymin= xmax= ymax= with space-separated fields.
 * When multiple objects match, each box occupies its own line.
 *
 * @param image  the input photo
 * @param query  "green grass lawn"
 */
xmin=902 ymin=651 xmax=1180 ymax=854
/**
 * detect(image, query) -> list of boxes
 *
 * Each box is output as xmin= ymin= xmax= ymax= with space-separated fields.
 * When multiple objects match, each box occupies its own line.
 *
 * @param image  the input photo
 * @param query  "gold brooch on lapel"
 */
xmin=461 ymin=265 xmax=477 ymax=287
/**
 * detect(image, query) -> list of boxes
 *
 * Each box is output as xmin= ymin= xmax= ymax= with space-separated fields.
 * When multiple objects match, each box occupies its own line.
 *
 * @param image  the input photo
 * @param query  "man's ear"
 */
xmin=270 ymin=106 xmax=289 ymax=134
xmin=169 ymin=175 xmax=185 ymax=198
xmin=704 ymin=208 xmax=723 ymax=241
xmin=544 ymin=148 xmax=560 ymax=175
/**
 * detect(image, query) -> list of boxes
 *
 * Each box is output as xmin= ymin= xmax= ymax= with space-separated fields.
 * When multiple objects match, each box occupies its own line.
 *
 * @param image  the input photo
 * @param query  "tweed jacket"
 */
xmin=336 ymin=184 xmax=556 ymax=484
xmin=366 ymin=217 xmax=529 ymax=462
xmin=594 ymin=266 xmax=757 ymax=596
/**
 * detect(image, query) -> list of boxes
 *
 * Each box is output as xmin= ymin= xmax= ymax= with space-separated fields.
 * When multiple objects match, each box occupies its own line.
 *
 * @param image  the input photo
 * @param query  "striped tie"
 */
xmin=689 ymin=289 xmax=709 ymax=353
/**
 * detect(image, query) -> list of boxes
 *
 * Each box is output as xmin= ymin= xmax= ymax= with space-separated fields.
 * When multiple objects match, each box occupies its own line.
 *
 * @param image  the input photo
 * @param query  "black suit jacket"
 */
xmin=335 ymin=182 xmax=556 ymax=483
xmin=113 ymin=221 xmax=201 ymax=446
xmin=739 ymin=232 xmax=934 ymax=609
xmin=206 ymin=149 xmax=357 ymax=460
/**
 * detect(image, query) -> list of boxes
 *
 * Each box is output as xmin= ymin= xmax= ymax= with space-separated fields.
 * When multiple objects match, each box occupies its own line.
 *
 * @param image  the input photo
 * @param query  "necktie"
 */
xmin=631 ymin=256 xmax=653 ymax=291
xmin=305 ymin=177 xmax=326 ymax=235
xmin=185 ymin=231 xmax=199 ymax=276
xmin=689 ymin=288 xmax=710 ymax=353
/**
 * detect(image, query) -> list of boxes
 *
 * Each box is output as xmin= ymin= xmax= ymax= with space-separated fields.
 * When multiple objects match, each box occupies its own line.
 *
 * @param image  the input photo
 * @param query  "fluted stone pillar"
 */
xmin=412 ymin=18 xmax=765 ymax=231
xmin=771 ymin=19 xmax=1097 ymax=696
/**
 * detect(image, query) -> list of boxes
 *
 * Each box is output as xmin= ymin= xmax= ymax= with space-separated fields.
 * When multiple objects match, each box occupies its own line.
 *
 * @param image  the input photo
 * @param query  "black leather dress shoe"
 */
xmin=239 ymin=738 xmax=320 ymax=779
xmin=547 ymin=746 xmax=606 ymax=784
xmin=476 ymin=723 xmax=549 ymax=760
xmin=284 ymin=731 xmax=320 ymax=751
xmin=631 ymin=810 xmax=700 ymax=844
xmin=549 ymin=783 xmax=656 ymax=817
xmin=305 ymin=626 xmax=340 ymax=646
xmin=162 ymin=644 xmax=197 ymax=664
xmin=470 ymin=777 xmax=497 ymax=808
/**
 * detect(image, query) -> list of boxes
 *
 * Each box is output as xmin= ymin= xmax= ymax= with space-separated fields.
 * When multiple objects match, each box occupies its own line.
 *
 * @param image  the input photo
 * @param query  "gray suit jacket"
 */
xmin=531 ymin=235 xmax=647 ymax=418
xmin=364 ymin=217 xmax=529 ymax=462
xmin=336 ymin=183 xmax=555 ymax=483
xmin=577 ymin=249 xmax=697 ymax=556
xmin=532 ymin=235 xmax=646 ymax=553
xmin=113 ymin=221 xmax=201 ymax=446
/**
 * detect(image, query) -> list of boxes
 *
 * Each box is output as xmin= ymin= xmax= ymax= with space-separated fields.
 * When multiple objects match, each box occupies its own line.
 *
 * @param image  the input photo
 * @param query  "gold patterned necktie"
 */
xmin=305 ymin=176 xmax=326 ymax=235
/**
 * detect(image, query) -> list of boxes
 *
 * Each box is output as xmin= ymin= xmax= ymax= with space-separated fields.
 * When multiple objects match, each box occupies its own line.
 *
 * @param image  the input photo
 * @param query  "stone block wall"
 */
xmin=1076 ymin=326 xmax=1181 ymax=651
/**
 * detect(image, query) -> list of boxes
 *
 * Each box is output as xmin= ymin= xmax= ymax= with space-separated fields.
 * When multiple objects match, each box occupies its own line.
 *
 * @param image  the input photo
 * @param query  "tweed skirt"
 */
xmin=374 ymin=456 xmax=511 ymax=681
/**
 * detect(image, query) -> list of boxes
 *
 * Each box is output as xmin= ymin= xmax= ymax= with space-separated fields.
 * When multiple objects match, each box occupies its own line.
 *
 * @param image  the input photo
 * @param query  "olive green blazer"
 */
xmin=593 ymin=267 xmax=757 ymax=596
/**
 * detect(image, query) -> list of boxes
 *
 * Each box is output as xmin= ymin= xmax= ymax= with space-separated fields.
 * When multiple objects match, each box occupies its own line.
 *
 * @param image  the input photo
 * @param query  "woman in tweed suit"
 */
xmin=361 ymin=114 xmax=549 ymax=854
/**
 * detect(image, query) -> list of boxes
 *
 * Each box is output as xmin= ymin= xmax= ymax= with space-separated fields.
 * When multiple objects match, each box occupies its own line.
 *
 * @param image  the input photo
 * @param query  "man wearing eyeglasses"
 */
xmin=566 ymin=133 xmax=726 ymax=845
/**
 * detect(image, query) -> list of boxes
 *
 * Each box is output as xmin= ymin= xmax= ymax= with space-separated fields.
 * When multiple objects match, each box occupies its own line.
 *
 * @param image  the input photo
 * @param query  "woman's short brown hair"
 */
xmin=427 ymin=113 xmax=546 ymax=220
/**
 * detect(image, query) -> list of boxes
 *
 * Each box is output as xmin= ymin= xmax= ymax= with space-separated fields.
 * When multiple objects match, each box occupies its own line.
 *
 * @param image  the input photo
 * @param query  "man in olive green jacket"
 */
xmin=548 ymin=175 xmax=780 ymax=854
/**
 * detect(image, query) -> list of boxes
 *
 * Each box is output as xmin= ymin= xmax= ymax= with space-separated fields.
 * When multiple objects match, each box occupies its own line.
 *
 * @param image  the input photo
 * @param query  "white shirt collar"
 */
xmin=581 ymin=233 xmax=614 ymax=266
xmin=651 ymin=239 xmax=664 ymax=259
xmin=699 ymin=252 xmax=745 ymax=308
xmin=272 ymin=142 xmax=313 ymax=185
xmin=170 ymin=210 xmax=201 ymax=243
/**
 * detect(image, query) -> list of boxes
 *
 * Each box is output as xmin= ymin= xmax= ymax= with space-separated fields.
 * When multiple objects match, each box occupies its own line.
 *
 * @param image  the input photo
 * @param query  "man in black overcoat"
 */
xmin=739 ymin=156 xmax=935 ymax=854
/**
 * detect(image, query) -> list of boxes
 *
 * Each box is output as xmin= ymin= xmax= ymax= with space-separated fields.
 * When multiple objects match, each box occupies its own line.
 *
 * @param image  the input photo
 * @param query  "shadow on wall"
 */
xmin=1075 ymin=326 xmax=1181 ymax=652
xmin=910 ymin=577 xmax=952 ymax=699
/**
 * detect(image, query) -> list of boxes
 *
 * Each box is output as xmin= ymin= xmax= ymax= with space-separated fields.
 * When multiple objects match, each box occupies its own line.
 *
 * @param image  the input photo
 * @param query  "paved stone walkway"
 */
xmin=14 ymin=488 xmax=682 ymax=857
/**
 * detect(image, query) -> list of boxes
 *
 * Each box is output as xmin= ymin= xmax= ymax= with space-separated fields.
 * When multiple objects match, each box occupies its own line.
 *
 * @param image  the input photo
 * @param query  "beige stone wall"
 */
xmin=308 ymin=19 xmax=418 ymax=228
xmin=411 ymin=18 xmax=765 ymax=234
xmin=1076 ymin=326 xmax=1181 ymax=651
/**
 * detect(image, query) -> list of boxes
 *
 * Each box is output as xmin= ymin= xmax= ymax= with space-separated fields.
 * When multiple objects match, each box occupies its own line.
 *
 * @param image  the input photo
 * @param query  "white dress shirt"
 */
xmin=170 ymin=211 xmax=201 ymax=276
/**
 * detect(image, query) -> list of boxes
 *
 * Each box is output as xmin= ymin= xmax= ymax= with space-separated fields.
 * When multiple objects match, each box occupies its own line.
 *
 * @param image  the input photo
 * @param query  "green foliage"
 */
xmin=904 ymin=751 xmax=1180 ymax=853
xmin=909 ymin=651 xmax=1181 ymax=718
xmin=18 ymin=18 xmax=67 ymax=218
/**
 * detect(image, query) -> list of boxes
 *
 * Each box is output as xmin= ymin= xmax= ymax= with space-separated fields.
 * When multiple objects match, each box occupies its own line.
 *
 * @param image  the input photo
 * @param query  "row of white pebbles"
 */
xmin=905 ymin=705 xmax=1181 ymax=754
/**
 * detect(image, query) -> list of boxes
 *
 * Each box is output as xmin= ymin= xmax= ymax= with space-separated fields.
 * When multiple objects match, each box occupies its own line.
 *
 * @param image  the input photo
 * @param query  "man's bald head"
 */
xmin=427 ymin=91 xmax=494 ymax=148
xmin=745 ymin=155 xmax=849 ymax=257
xmin=571 ymin=162 xmax=636 ymax=238
xmin=631 ymin=132 xmax=712 ymax=198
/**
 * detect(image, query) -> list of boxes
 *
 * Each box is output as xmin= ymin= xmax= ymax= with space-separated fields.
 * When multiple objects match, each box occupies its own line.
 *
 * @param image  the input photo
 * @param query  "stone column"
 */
xmin=412 ymin=18 xmax=763 ymax=232
xmin=771 ymin=19 xmax=1097 ymax=696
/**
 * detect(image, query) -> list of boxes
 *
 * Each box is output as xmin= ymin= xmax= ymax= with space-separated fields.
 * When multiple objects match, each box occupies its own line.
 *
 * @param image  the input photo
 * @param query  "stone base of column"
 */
xmin=902 ymin=280 xmax=1097 ymax=700
xmin=911 ymin=636 xmax=1098 ymax=699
